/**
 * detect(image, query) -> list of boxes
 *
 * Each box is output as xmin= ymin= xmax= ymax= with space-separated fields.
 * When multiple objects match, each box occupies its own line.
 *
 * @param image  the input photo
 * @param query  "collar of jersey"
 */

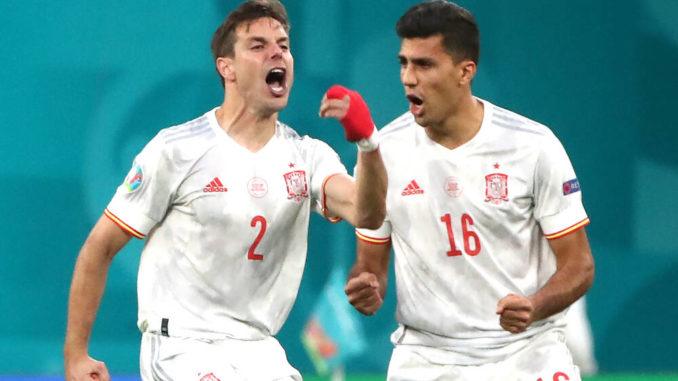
xmin=207 ymin=107 xmax=280 ymax=155
xmin=418 ymin=97 xmax=493 ymax=159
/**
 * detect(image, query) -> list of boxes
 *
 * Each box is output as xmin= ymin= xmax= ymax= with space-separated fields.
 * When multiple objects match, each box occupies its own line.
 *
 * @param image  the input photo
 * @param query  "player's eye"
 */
xmin=415 ymin=60 xmax=434 ymax=69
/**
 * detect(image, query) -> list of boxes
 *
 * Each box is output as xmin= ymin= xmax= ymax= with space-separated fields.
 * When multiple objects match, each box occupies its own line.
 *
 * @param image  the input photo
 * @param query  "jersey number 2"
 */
xmin=440 ymin=213 xmax=481 ymax=256
xmin=248 ymin=215 xmax=267 ymax=261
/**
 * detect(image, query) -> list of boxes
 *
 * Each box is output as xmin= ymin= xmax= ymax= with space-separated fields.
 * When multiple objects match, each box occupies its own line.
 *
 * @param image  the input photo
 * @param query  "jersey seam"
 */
xmin=544 ymin=217 xmax=590 ymax=240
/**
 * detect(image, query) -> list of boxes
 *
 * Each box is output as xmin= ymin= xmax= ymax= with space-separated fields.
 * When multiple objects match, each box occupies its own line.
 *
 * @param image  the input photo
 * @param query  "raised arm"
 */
xmin=64 ymin=215 xmax=132 ymax=381
xmin=319 ymin=85 xmax=387 ymax=229
xmin=496 ymin=228 xmax=594 ymax=333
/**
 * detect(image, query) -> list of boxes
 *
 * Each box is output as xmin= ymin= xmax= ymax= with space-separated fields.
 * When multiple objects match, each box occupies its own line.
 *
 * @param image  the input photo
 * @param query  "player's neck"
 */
xmin=216 ymin=96 xmax=277 ymax=152
xmin=427 ymin=95 xmax=483 ymax=150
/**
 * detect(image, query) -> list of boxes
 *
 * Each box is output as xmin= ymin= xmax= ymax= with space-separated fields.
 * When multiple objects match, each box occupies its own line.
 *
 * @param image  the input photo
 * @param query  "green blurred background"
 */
xmin=1 ymin=0 xmax=677 ymax=377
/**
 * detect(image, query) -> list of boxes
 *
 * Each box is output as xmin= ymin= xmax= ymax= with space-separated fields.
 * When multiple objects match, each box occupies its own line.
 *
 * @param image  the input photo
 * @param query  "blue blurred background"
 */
xmin=1 ymin=0 xmax=677 ymax=376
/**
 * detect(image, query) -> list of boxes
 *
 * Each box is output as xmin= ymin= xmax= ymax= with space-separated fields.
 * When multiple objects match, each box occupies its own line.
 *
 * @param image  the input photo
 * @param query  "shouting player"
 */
xmin=345 ymin=1 xmax=594 ymax=380
xmin=64 ymin=1 xmax=386 ymax=380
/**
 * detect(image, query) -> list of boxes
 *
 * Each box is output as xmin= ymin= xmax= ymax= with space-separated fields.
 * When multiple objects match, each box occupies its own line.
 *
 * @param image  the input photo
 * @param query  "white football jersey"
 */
xmin=106 ymin=108 xmax=347 ymax=340
xmin=357 ymin=99 xmax=589 ymax=364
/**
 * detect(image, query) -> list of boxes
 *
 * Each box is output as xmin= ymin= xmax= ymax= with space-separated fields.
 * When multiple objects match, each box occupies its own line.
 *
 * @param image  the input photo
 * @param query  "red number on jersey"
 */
xmin=440 ymin=213 xmax=463 ymax=256
xmin=248 ymin=215 xmax=266 ymax=261
xmin=536 ymin=372 xmax=570 ymax=381
xmin=440 ymin=213 xmax=482 ymax=257
xmin=461 ymin=214 xmax=481 ymax=256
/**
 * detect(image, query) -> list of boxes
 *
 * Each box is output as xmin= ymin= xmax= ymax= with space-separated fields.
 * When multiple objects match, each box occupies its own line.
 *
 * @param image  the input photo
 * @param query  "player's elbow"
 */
xmin=357 ymin=219 xmax=382 ymax=230
xmin=354 ymin=208 xmax=386 ymax=230
xmin=579 ymin=253 xmax=595 ymax=293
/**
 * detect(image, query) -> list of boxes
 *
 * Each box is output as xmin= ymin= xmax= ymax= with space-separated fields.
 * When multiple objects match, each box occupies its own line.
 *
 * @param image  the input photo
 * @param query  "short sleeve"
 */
xmin=534 ymin=134 xmax=590 ymax=240
xmin=306 ymin=139 xmax=348 ymax=216
xmin=356 ymin=219 xmax=392 ymax=245
xmin=105 ymin=135 xmax=176 ymax=239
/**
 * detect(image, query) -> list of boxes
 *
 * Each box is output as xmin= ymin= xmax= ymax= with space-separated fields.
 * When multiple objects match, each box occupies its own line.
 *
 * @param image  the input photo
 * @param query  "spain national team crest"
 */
xmin=484 ymin=173 xmax=509 ymax=204
xmin=283 ymin=170 xmax=309 ymax=202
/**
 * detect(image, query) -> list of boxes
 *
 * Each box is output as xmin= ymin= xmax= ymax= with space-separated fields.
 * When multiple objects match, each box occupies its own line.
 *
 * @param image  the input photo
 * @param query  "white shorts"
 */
xmin=387 ymin=329 xmax=581 ymax=381
xmin=140 ymin=332 xmax=301 ymax=381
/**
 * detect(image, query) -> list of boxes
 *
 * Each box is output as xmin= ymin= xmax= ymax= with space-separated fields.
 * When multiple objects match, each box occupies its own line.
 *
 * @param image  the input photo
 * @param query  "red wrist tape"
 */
xmin=326 ymin=85 xmax=375 ymax=142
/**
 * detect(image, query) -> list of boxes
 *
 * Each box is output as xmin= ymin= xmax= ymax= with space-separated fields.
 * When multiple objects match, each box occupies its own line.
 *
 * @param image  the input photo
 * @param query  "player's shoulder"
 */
xmin=380 ymin=112 xmax=417 ymax=142
xmin=278 ymin=120 xmax=326 ymax=146
xmin=152 ymin=110 xmax=219 ymax=156
xmin=484 ymin=100 xmax=559 ymax=147
xmin=277 ymin=120 xmax=303 ymax=141
xmin=277 ymin=121 xmax=315 ymax=151
xmin=158 ymin=111 xmax=218 ymax=145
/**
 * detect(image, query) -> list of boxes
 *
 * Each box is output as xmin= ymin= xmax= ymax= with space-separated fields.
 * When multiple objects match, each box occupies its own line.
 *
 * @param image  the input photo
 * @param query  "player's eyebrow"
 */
xmin=247 ymin=36 xmax=268 ymax=44
xmin=246 ymin=36 xmax=289 ymax=45
xmin=398 ymin=54 xmax=435 ymax=66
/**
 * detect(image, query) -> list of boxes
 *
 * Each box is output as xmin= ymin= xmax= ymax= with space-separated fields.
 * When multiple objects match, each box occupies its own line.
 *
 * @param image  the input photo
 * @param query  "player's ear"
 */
xmin=458 ymin=60 xmax=477 ymax=86
xmin=216 ymin=57 xmax=236 ymax=83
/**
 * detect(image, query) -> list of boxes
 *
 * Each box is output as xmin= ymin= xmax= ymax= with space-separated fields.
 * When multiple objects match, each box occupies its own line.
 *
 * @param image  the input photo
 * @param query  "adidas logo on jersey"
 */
xmin=203 ymin=177 xmax=228 ymax=193
xmin=401 ymin=180 xmax=424 ymax=196
xmin=199 ymin=373 xmax=221 ymax=381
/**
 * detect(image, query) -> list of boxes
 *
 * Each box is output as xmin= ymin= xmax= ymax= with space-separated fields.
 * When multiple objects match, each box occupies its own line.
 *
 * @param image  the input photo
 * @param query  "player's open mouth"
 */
xmin=407 ymin=94 xmax=424 ymax=116
xmin=266 ymin=67 xmax=287 ymax=97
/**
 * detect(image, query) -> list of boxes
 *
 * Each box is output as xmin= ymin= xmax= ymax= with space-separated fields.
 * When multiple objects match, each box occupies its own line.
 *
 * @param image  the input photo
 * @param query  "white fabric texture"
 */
xmin=107 ymin=108 xmax=347 ymax=340
xmin=358 ymin=99 xmax=588 ymax=364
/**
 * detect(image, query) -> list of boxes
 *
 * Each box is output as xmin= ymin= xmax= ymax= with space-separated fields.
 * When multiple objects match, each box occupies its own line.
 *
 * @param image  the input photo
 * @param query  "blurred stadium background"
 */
xmin=1 ymin=0 xmax=677 ymax=379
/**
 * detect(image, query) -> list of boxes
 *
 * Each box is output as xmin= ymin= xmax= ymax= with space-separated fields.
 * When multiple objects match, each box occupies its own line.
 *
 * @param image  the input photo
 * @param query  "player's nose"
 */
xmin=269 ymin=44 xmax=284 ymax=59
xmin=401 ymin=65 xmax=416 ymax=86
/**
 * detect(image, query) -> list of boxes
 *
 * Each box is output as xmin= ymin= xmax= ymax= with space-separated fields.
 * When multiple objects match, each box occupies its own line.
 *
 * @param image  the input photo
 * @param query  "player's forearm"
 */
xmin=349 ymin=243 xmax=390 ymax=297
xmin=64 ymin=244 xmax=114 ymax=359
xmin=353 ymin=149 xmax=387 ymax=229
xmin=528 ymin=257 xmax=594 ymax=322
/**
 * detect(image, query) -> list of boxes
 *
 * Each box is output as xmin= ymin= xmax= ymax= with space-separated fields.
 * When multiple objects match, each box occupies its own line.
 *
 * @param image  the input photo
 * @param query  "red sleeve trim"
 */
xmin=544 ymin=218 xmax=590 ymax=240
xmin=104 ymin=209 xmax=145 ymax=239
xmin=355 ymin=230 xmax=391 ymax=245
xmin=321 ymin=173 xmax=345 ymax=223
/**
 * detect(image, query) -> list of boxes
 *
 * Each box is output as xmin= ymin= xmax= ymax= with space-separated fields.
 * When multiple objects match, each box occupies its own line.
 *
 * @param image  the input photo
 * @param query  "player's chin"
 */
xmin=413 ymin=113 xmax=430 ymax=127
xmin=265 ymin=96 xmax=289 ymax=112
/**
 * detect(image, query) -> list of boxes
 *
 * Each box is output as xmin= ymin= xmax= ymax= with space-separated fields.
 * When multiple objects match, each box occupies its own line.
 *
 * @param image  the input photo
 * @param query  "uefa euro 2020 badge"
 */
xmin=123 ymin=163 xmax=144 ymax=193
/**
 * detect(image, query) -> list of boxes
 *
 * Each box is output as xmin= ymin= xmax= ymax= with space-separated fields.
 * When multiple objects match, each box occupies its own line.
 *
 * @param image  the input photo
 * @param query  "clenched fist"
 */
xmin=496 ymin=293 xmax=535 ymax=334
xmin=345 ymin=272 xmax=383 ymax=315
xmin=319 ymin=85 xmax=376 ymax=143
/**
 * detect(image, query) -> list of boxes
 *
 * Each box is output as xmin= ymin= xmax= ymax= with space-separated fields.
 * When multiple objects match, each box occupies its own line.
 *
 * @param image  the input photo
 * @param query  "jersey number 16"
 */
xmin=440 ymin=213 xmax=481 ymax=256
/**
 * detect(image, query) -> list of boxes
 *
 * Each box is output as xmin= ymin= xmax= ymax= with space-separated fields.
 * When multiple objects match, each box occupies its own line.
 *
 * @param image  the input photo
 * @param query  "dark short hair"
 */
xmin=396 ymin=0 xmax=479 ymax=64
xmin=210 ymin=0 xmax=290 ymax=84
